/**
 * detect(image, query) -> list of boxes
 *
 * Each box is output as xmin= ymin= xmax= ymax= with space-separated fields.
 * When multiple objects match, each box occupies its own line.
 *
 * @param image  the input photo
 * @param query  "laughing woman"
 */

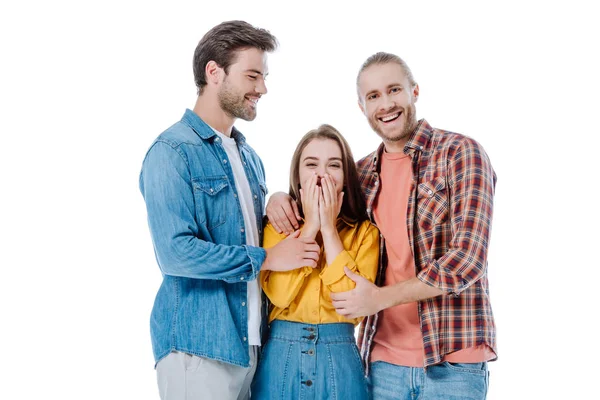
xmin=251 ymin=124 xmax=379 ymax=400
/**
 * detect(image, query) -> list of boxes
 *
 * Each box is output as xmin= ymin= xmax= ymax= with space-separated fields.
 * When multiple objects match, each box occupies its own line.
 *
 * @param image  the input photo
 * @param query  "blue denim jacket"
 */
xmin=139 ymin=109 xmax=268 ymax=367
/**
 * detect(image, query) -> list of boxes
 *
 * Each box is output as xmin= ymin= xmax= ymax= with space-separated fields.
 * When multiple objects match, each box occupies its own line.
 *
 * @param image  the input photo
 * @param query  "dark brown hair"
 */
xmin=193 ymin=20 xmax=278 ymax=95
xmin=289 ymin=124 xmax=367 ymax=223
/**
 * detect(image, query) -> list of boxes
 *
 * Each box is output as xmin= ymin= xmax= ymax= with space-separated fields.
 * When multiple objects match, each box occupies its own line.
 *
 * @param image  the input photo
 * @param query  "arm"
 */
xmin=321 ymin=222 xmax=379 ymax=293
xmin=416 ymin=138 xmax=496 ymax=295
xmin=140 ymin=141 xmax=264 ymax=282
xmin=332 ymin=139 xmax=496 ymax=317
xmin=260 ymin=224 xmax=314 ymax=309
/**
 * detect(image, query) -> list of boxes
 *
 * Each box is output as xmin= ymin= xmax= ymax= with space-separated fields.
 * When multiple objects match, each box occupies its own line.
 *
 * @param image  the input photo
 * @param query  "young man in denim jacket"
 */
xmin=139 ymin=21 xmax=320 ymax=400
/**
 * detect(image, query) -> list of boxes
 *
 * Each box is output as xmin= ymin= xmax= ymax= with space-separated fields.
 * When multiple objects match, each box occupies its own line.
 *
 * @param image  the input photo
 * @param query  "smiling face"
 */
xmin=357 ymin=62 xmax=419 ymax=149
xmin=218 ymin=47 xmax=269 ymax=121
xmin=298 ymin=138 xmax=344 ymax=194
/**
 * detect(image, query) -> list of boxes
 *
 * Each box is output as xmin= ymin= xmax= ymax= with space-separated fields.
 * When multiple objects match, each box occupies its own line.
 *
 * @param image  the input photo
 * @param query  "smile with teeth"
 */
xmin=246 ymin=96 xmax=259 ymax=106
xmin=379 ymin=112 xmax=401 ymax=123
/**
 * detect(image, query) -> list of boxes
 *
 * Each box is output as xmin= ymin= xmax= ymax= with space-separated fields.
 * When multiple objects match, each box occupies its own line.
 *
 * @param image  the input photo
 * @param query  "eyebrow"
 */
xmin=302 ymin=156 xmax=343 ymax=162
xmin=246 ymin=69 xmax=268 ymax=77
xmin=365 ymin=83 xmax=403 ymax=97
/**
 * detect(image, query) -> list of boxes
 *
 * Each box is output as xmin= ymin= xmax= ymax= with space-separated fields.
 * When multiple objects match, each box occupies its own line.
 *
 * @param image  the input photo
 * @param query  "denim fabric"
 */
xmin=251 ymin=321 xmax=368 ymax=400
xmin=368 ymin=360 xmax=489 ymax=400
xmin=139 ymin=109 xmax=269 ymax=367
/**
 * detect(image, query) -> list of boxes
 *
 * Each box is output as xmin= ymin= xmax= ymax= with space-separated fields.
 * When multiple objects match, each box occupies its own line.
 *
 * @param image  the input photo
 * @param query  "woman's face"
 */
xmin=298 ymin=138 xmax=344 ymax=194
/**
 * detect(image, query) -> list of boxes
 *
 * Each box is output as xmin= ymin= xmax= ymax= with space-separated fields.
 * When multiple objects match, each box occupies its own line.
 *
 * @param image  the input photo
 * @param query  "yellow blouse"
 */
xmin=261 ymin=218 xmax=379 ymax=326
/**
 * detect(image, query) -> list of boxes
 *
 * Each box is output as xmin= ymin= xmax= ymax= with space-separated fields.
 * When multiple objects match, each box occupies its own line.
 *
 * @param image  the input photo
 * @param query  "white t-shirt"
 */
xmin=213 ymin=128 xmax=262 ymax=346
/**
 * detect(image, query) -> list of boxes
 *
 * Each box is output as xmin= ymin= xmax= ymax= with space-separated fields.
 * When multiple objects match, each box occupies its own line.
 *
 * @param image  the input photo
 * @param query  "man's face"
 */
xmin=218 ymin=48 xmax=268 ymax=121
xmin=357 ymin=62 xmax=419 ymax=145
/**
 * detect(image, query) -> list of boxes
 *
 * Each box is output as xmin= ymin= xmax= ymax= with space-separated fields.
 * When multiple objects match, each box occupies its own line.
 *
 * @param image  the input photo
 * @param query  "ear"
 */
xmin=205 ymin=60 xmax=222 ymax=86
xmin=412 ymin=84 xmax=420 ymax=103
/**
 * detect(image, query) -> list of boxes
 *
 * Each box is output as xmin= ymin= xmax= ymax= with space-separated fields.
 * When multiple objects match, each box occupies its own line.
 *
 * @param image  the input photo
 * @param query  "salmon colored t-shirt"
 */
xmin=371 ymin=150 xmax=495 ymax=367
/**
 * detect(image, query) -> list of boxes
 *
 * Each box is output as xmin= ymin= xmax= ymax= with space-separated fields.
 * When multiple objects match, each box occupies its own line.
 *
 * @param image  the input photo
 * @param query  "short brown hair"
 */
xmin=193 ymin=20 xmax=278 ymax=95
xmin=288 ymin=124 xmax=368 ymax=223
xmin=356 ymin=52 xmax=417 ymax=97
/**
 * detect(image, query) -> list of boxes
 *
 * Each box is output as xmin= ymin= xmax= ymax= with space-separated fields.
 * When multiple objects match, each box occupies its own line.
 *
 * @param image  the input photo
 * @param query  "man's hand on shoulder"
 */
xmin=266 ymin=192 xmax=302 ymax=234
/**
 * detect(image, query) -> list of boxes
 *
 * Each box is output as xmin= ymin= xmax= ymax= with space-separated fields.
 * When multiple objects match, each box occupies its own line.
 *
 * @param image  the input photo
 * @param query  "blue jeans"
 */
xmin=251 ymin=320 xmax=368 ymax=399
xmin=368 ymin=361 xmax=489 ymax=400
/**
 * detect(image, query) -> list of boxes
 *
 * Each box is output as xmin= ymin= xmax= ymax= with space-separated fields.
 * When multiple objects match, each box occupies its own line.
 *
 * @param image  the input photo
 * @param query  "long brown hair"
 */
xmin=288 ymin=124 xmax=367 ymax=223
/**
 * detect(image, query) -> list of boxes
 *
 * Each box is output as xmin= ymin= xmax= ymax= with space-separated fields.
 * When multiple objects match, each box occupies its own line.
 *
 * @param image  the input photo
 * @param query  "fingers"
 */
xmin=344 ymin=266 xmax=359 ymax=280
xmin=310 ymin=173 xmax=319 ymax=203
xmin=268 ymin=207 xmax=286 ymax=234
xmin=272 ymin=206 xmax=296 ymax=234
xmin=335 ymin=307 xmax=352 ymax=317
xmin=288 ymin=230 xmax=301 ymax=238
xmin=330 ymin=292 xmax=348 ymax=302
xmin=291 ymin=200 xmax=301 ymax=220
xmin=300 ymin=240 xmax=320 ymax=254
xmin=303 ymin=250 xmax=320 ymax=262
xmin=337 ymin=191 xmax=344 ymax=214
xmin=321 ymin=175 xmax=333 ymax=207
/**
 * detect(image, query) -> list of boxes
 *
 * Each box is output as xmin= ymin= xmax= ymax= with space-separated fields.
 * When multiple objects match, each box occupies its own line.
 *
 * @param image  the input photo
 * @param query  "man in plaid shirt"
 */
xmin=267 ymin=52 xmax=496 ymax=399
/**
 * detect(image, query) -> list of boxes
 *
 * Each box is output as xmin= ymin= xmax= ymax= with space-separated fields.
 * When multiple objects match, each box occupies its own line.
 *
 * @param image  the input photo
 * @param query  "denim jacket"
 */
xmin=139 ymin=109 xmax=268 ymax=367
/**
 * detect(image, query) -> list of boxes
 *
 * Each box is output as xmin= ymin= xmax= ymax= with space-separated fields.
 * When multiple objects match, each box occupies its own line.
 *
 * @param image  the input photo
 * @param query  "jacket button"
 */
xmin=243 ymin=337 xmax=247 ymax=341
xmin=305 ymin=380 xmax=312 ymax=386
xmin=241 ymin=302 xmax=246 ymax=306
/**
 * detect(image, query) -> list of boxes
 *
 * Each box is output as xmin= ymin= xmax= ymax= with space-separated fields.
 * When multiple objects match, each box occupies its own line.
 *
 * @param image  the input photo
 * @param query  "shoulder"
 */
xmin=432 ymin=127 xmax=490 ymax=158
xmin=356 ymin=219 xmax=380 ymax=240
xmin=263 ymin=222 xmax=289 ymax=244
xmin=356 ymin=149 xmax=378 ymax=170
xmin=155 ymin=121 xmax=203 ymax=149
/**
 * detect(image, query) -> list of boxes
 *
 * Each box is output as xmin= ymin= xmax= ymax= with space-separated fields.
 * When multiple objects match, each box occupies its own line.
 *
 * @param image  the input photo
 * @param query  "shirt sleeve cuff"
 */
xmin=416 ymin=260 xmax=465 ymax=296
xmin=319 ymin=250 xmax=357 ymax=285
xmin=244 ymin=245 xmax=267 ymax=281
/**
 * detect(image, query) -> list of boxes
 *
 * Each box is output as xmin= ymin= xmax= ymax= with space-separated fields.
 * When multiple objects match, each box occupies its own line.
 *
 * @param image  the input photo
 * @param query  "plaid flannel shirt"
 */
xmin=356 ymin=119 xmax=497 ymax=371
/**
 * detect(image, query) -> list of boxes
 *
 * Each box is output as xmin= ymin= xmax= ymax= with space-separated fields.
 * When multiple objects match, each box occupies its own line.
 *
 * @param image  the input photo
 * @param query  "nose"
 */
xmin=379 ymin=94 xmax=396 ymax=112
xmin=256 ymin=78 xmax=267 ymax=95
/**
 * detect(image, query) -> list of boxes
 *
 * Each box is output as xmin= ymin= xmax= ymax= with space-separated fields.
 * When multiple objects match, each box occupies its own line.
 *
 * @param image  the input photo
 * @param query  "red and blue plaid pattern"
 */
xmin=356 ymin=119 xmax=497 ymax=370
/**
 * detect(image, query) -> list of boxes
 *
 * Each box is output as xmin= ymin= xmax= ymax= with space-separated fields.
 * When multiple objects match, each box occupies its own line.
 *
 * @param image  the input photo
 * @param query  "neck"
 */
xmin=193 ymin=94 xmax=235 ymax=137
xmin=383 ymin=120 xmax=418 ymax=153
xmin=383 ymin=137 xmax=408 ymax=153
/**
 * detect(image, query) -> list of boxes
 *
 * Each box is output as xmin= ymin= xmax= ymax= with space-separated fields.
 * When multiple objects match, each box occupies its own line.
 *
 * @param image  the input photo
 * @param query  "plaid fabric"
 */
xmin=356 ymin=119 xmax=497 ymax=371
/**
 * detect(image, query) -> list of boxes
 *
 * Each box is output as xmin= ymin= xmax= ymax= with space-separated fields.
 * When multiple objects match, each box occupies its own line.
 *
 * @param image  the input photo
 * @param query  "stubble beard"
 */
xmin=370 ymin=102 xmax=417 ymax=143
xmin=218 ymin=77 xmax=257 ymax=122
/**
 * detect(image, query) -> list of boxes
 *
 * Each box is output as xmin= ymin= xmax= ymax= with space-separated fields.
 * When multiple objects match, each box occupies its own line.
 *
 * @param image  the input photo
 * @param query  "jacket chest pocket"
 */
xmin=192 ymin=176 xmax=230 ymax=230
xmin=416 ymin=176 xmax=449 ymax=230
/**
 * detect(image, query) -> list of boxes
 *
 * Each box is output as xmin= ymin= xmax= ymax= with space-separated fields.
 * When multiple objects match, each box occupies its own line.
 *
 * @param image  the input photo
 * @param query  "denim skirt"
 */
xmin=251 ymin=320 xmax=368 ymax=399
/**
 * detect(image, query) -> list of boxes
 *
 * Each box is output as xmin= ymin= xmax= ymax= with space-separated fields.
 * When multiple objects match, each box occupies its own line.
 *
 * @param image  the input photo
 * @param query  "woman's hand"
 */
xmin=319 ymin=174 xmax=343 ymax=236
xmin=300 ymin=173 xmax=320 ymax=238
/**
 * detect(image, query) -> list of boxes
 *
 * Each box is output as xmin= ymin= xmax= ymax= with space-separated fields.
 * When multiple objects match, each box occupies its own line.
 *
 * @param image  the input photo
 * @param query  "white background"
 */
xmin=1 ymin=1 xmax=598 ymax=399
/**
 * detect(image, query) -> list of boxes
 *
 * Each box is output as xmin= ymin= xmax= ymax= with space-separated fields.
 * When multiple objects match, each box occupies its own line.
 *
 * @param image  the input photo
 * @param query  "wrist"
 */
xmin=377 ymin=285 xmax=394 ymax=311
xmin=262 ymin=248 xmax=272 ymax=271
xmin=320 ymin=226 xmax=337 ymax=237
xmin=301 ymin=223 xmax=319 ymax=239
